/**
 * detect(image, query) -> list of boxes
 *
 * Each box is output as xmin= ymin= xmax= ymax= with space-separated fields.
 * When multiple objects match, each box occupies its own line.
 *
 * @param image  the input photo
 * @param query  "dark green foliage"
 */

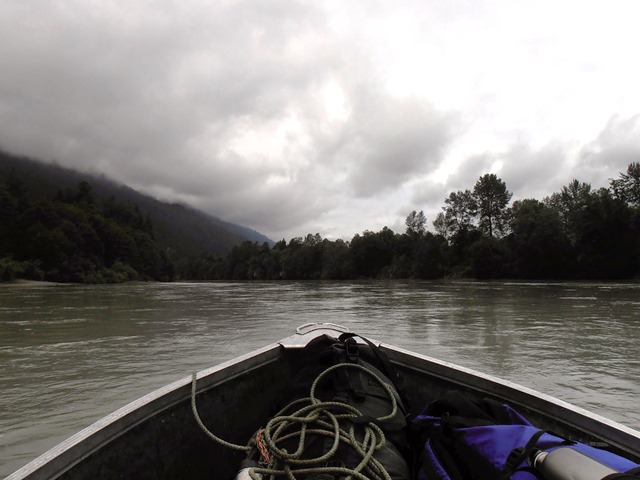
xmin=544 ymin=179 xmax=593 ymax=244
xmin=2 ymin=149 xmax=638 ymax=282
xmin=539 ymin=179 xmax=639 ymax=279
xmin=473 ymin=174 xmax=512 ymax=237
xmin=410 ymin=233 xmax=448 ymax=279
xmin=508 ymin=199 xmax=573 ymax=278
xmin=320 ymin=239 xmax=355 ymax=279
xmin=178 ymin=165 xmax=639 ymax=282
xmin=0 ymin=175 xmax=174 ymax=283
xmin=350 ymin=231 xmax=394 ymax=278
xmin=280 ymin=235 xmax=324 ymax=280
xmin=573 ymin=189 xmax=638 ymax=279
xmin=179 ymin=227 xmax=451 ymax=281
xmin=434 ymin=189 xmax=477 ymax=239
xmin=405 ymin=210 xmax=427 ymax=237
xmin=0 ymin=151 xmax=272 ymax=259
xmin=610 ymin=162 xmax=640 ymax=207
xmin=0 ymin=257 xmax=43 ymax=281
xmin=469 ymin=236 xmax=509 ymax=279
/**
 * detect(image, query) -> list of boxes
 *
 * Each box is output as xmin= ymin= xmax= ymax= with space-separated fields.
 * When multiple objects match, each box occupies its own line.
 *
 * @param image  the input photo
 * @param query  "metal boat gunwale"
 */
xmin=6 ymin=341 xmax=284 ymax=480
xmin=7 ymin=322 xmax=640 ymax=479
xmin=381 ymin=342 xmax=640 ymax=455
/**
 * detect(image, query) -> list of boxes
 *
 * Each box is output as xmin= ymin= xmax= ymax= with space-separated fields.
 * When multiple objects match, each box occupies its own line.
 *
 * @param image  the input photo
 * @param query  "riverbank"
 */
xmin=1 ymin=279 xmax=62 ymax=287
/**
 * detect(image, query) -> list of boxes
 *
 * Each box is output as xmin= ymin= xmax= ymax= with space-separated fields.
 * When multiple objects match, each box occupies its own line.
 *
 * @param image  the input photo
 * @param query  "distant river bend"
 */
xmin=1 ymin=280 xmax=639 ymax=477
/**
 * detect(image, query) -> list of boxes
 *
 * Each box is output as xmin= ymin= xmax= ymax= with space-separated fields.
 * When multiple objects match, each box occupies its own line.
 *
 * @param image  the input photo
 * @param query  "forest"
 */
xmin=0 ymin=174 xmax=174 ymax=282
xmin=1 ymin=163 xmax=639 ymax=282
xmin=181 ymin=163 xmax=640 ymax=281
xmin=0 ymin=150 xmax=271 ymax=258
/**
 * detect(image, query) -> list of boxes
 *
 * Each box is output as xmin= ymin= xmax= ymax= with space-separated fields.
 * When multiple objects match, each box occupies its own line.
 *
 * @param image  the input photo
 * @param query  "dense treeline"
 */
xmin=181 ymin=163 xmax=640 ymax=281
xmin=0 ymin=151 xmax=271 ymax=258
xmin=2 ymin=162 xmax=638 ymax=283
xmin=0 ymin=173 xmax=174 ymax=282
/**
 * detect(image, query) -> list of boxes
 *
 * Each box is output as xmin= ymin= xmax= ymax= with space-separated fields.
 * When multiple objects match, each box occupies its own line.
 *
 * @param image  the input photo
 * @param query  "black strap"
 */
xmin=425 ymin=390 xmax=520 ymax=425
xmin=503 ymin=430 xmax=576 ymax=479
xmin=329 ymin=339 xmax=367 ymax=402
xmin=338 ymin=332 xmax=410 ymax=409
xmin=443 ymin=413 xmax=497 ymax=428
xmin=344 ymin=336 xmax=359 ymax=361
xmin=502 ymin=430 xmax=546 ymax=479
xmin=342 ymin=337 xmax=366 ymax=400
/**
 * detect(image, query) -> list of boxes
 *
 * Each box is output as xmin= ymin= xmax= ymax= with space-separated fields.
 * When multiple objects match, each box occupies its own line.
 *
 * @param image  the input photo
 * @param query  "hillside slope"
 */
xmin=0 ymin=150 xmax=273 ymax=258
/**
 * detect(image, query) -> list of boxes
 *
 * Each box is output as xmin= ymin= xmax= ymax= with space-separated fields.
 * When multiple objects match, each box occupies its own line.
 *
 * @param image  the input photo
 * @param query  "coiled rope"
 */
xmin=191 ymin=362 xmax=400 ymax=479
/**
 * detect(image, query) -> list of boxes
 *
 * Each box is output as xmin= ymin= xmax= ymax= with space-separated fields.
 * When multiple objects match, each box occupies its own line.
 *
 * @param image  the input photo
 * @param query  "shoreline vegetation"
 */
xmin=2 ymin=163 xmax=639 ymax=283
xmin=0 ymin=176 xmax=173 ymax=283
xmin=0 ymin=279 xmax=61 ymax=287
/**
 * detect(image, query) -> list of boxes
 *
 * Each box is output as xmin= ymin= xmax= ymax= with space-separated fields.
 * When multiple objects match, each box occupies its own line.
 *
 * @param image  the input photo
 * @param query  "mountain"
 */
xmin=0 ymin=149 xmax=273 ymax=258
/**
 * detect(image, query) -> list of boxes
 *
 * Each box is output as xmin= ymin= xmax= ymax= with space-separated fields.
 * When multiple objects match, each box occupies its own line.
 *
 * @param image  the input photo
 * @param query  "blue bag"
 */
xmin=413 ymin=391 xmax=640 ymax=480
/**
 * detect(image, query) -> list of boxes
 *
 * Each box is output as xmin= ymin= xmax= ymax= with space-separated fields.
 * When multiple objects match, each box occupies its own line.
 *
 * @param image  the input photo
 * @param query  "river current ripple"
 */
xmin=1 ymin=281 xmax=639 ymax=476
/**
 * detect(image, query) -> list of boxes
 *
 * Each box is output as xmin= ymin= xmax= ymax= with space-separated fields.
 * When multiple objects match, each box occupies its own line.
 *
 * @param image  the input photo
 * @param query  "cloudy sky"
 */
xmin=2 ymin=0 xmax=640 ymax=240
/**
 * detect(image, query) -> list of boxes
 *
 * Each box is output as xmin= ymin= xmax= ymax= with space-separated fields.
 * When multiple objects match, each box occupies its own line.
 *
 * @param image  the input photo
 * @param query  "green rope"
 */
xmin=250 ymin=465 xmax=372 ymax=480
xmin=191 ymin=372 xmax=251 ymax=452
xmin=191 ymin=361 xmax=399 ymax=479
xmin=309 ymin=362 xmax=399 ymax=422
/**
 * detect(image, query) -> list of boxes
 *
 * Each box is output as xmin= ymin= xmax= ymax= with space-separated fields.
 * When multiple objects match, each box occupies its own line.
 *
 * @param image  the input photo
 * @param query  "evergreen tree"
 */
xmin=508 ymin=199 xmax=573 ymax=278
xmin=472 ymin=174 xmax=512 ymax=237
xmin=433 ymin=190 xmax=477 ymax=239
xmin=544 ymin=179 xmax=592 ymax=244
xmin=405 ymin=210 xmax=427 ymax=237
xmin=610 ymin=162 xmax=640 ymax=207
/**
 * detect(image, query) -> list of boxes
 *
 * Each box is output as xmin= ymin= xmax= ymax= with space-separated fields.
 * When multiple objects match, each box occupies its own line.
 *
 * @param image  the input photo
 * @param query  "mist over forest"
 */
xmin=0 ymin=151 xmax=270 ymax=282
xmin=1 ymin=149 xmax=638 ymax=283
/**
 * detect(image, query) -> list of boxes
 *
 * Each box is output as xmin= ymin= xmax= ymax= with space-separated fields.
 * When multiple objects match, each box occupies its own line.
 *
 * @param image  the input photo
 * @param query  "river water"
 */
xmin=1 ymin=280 xmax=639 ymax=476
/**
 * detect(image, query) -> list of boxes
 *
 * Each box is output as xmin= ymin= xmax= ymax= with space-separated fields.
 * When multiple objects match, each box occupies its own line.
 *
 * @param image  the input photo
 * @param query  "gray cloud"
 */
xmin=450 ymin=153 xmax=495 ymax=191
xmin=411 ymin=180 xmax=451 ymax=207
xmin=417 ymin=116 xmax=640 ymax=219
xmin=578 ymin=115 xmax=640 ymax=182
xmin=1 ymin=1 xmax=639 ymax=240
xmin=0 ymin=0 xmax=459 ymax=239
xmin=413 ymin=140 xmax=579 ymax=223
xmin=338 ymin=95 xmax=454 ymax=197
xmin=499 ymin=142 xmax=570 ymax=200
